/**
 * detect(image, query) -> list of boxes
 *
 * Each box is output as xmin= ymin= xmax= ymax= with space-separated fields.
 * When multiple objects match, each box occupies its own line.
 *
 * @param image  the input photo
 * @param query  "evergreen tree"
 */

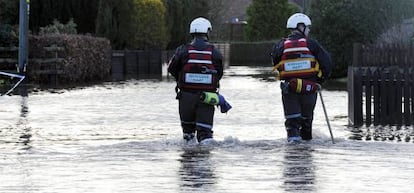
xmin=29 ymin=0 xmax=99 ymax=34
xmin=245 ymin=0 xmax=298 ymax=41
xmin=164 ymin=0 xmax=190 ymax=49
xmin=164 ymin=0 xmax=210 ymax=49
xmin=0 ymin=0 xmax=19 ymax=25
xmin=69 ymin=0 xmax=100 ymax=33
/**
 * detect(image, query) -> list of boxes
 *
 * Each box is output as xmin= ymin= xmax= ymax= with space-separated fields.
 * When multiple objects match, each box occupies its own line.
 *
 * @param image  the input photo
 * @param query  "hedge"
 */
xmin=28 ymin=34 xmax=111 ymax=84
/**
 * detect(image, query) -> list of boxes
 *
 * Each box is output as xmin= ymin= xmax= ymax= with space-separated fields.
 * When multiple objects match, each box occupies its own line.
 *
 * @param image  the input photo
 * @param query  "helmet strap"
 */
xmin=301 ymin=26 xmax=307 ymax=37
xmin=296 ymin=25 xmax=307 ymax=37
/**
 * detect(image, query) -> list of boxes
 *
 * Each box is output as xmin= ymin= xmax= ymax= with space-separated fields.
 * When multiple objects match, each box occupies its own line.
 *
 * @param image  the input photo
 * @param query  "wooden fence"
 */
xmin=0 ymin=46 xmax=19 ymax=70
xmin=30 ymin=44 xmax=65 ymax=85
xmin=3 ymin=41 xmax=270 ymax=85
xmin=111 ymin=50 xmax=169 ymax=80
xmin=348 ymin=43 xmax=414 ymax=127
xmin=111 ymin=43 xmax=230 ymax=80
xmin=0 ymin=45 xmax=64 ymax=84
xmin=229 ymin=41 xmax=274 ymax=65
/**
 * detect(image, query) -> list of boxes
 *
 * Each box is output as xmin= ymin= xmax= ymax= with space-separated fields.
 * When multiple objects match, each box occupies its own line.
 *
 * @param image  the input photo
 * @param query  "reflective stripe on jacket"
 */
xmin=179 ymin=45 xmax=219 ymax=91
xmin=275 ymin=38 xmax=322 ymax=80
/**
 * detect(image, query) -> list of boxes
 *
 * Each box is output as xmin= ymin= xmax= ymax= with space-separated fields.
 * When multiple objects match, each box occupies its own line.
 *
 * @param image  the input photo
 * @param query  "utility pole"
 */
xmin=18 ymin=0 xmax=30 ymax=73
xmin=302 ymin=0 xmax=307 ymax=13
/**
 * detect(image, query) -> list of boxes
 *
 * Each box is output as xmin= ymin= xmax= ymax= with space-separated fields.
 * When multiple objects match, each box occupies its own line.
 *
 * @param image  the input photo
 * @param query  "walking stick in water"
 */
xmin=318 ymin=89 xmax=335 ymax=144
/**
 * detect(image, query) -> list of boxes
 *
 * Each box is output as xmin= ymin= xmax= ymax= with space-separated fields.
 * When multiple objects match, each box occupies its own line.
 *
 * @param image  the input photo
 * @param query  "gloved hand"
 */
xmin=316 ymin=83 xmax=322 ymax=91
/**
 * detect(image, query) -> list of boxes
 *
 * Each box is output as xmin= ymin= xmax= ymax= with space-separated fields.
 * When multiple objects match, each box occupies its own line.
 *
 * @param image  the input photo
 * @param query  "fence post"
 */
xmin=137 ymin=51 xmax=149 ymax=79
xmin=348 ymin=66 xmax=363 ymax=127
xmin=404 ymin=68 xmax=412 ymax=125
xmin=411 ymin=69 xmax=414 ymax=124
xmin=380 ymin=69 xmax=390 ymax=125
xmin=395 ymin=69 xmax=403 ymax=126
xmin=373 ymin=68 xmax=381 ymax=125
xmin=148 ymin=50 xmax=162 ymax=79
xmin=111 ymin=51 xmax=125 ymax=81
xmin=365 ymin=68 xmax=372 ymax=127
xmin=125 ymin=51 xmax=138 ymax=79
xmin=388 ymin=70 xmax=396 ymax=125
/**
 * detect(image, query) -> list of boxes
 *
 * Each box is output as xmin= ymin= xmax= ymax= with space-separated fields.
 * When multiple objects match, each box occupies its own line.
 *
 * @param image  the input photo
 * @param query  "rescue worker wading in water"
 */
xmin=271 ymin=13 xmax=333 ymax=143
xmin=168 ymin=17 xmax=224 ymax=145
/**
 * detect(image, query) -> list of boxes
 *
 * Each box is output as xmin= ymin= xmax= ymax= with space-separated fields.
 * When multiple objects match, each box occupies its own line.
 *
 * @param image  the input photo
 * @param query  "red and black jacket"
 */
xmin=274 ymin=38 xmax=322 ymax=80
xmin=271 ymin=33 xmax=333 ymax=83
xmin=168 ymin=38 xmax=223 ymax=92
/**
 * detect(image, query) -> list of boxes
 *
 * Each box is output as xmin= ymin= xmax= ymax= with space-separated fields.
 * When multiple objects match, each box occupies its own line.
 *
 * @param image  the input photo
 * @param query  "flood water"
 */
xmin=1 ymin=66 xmax=414 ymax=193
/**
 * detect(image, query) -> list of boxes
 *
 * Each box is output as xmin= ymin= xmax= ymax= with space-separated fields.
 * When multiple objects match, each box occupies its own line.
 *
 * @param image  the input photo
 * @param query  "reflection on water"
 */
xmin=0 ymin=66 xmax=414 ymax=193
xmin=348 ymin=126 xmax=414 ymax=142
xmin=178 ymin=148 xmax=216 ymax=191
xmin=282 ymin=144 xmax=315 ymax=192
xmin=17 ymin=97 xmax=31 ymax=148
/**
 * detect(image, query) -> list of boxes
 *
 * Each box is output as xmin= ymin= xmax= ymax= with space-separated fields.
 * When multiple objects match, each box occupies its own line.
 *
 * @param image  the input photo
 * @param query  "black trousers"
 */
xmin=281 ymin=83 xmax=317 ymax=140
xmin=178 ymin=91 xmax=215 ymax=141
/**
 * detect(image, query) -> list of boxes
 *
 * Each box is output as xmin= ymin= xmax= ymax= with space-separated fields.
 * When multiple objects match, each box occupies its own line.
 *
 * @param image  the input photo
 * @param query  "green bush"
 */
xmin=244 ymin=0 xmax=297 ymax=41
xmin=39 ymin=18 xmax=77 ymax=35
xmin=0 ymin=24 xmax=18 ymax=46
xmin=96 ymin=0 xmax=168 ymax=50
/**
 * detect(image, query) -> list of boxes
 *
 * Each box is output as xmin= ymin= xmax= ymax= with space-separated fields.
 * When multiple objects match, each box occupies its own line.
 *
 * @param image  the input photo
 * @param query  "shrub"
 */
xmin=244 ymin=0 xmax=298 ymax=41
xmin=28 ymin=34 xmax=111 ymax=84
xmin=39 ymin=18 xmax=77 ymax=35
xmin=0 ymin=24 xmax=18 ymax=46
xmin=96 ymin=0 xmax=168 ymax=50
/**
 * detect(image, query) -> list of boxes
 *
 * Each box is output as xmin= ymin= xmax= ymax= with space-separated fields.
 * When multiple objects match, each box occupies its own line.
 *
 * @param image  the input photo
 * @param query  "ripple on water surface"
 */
xmin=1 ymin=66 xmax=414 ymax=193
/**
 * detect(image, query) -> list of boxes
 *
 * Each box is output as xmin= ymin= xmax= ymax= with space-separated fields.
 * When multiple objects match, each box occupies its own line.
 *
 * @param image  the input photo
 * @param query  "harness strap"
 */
xmin=296 ymin=79 xmax=303 ymax=93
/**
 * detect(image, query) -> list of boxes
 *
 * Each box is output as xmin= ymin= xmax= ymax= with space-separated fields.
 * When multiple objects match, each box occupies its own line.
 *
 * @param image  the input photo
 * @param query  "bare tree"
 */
xmin=377 ymin=19 xmax=414 ymax=45
xmin=207 ymin=0 xmax=252 ymax=41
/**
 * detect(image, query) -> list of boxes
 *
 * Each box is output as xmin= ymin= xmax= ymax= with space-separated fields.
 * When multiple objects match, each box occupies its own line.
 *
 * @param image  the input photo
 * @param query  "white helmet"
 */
xmin=286 ymin=13 xmax=311 ymax=29
xmin=189 ymin=17 xmax=212 ymax=34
